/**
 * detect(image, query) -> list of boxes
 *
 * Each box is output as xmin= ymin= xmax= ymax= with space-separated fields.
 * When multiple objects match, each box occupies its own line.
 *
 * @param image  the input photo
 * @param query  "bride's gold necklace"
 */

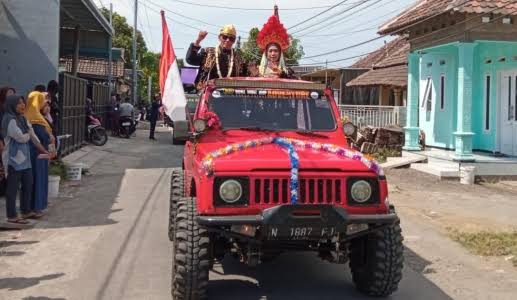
xmin=215 ymin=47 xmax=234 ymax=78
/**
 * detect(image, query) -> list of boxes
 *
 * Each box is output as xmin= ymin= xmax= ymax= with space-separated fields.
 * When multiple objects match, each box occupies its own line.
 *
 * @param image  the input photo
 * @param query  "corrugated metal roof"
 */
xmin=60 ymin=0 xmax=113 ymax=35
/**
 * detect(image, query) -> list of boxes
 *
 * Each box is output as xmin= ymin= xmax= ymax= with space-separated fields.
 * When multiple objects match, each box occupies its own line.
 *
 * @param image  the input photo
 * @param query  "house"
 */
xmin=347 ymin=37 xmax=410 ymax=107
xmin=300 ymin=68 xmax=373 ymax=105
xmin=1 ymin=0 xmax=113 ymax=94
xmin=380 ymin=0 xmax=517 ymax=161
xmin=1 ymin=0 xmax=114 ymax=155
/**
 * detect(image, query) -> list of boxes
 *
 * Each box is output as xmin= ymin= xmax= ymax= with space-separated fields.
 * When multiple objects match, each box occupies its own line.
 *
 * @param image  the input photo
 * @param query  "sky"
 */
xmin=93 ymin=0 xmax=417 ymax=68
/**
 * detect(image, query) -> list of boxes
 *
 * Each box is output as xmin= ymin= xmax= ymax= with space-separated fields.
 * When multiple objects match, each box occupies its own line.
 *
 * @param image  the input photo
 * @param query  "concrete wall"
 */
xmin=0 ymin=0 xmax=59 ymax=96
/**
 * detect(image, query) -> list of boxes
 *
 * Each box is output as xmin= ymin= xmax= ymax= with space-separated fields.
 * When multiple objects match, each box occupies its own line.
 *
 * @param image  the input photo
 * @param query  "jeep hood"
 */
xmin=195 ymin=132 xmax=372 ymax=173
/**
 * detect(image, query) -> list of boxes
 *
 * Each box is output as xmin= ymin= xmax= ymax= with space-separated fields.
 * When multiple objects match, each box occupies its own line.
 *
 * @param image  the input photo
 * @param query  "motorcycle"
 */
xmin=118 ymin=116 xmax=138 ymax=138
xmin=87 ymin=115 xmax=108 ymax=146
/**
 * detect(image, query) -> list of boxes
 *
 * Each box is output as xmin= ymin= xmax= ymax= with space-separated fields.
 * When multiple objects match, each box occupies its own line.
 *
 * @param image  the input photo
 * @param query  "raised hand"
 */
xmin=195 ymin=31 xmax=208 ymax=46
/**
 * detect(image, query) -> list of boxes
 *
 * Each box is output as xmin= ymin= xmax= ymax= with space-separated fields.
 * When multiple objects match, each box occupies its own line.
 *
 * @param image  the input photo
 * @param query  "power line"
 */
xmin=142 ymin=0 xmax=155 ymax=47
xmin=140 ymin=1 xmax=219 ymax=36
xmin=165 ymin=0 xmax=341 ymax=11
xmin=143 ymin=0 xmax=248 ymax=34
xmin=292 ymin=0 xmax=379 ymax=36
xmin=300 ymin=0 xmax=483 ymax=59
xmin=301 ymin=26 xmax=379 ymax=49
xmin=288 ymin=0 xmax=352 ymax=30
xmin=297 ymin=0 xmax=389 ymax=37
xmin=302 ymin=3 xmax=410 ymax=38
xmin=295 ymin=51 xmax=374 ymax=66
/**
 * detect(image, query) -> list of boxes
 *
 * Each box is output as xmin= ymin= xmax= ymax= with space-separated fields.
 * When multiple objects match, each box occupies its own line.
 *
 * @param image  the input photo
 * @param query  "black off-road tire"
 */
xmin=349 ymin=222 xmax=404 ymax=297
xmin=172 ymin=130 xmax=186 ymax=145
xmin=168 ymin=168 xmax=184 ymax=241
xmin=171 ymin=197 xmax=211 ymax=300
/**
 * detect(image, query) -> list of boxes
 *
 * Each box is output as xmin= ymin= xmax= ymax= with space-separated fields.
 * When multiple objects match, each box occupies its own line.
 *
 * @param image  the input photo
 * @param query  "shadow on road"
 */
xmin=8 ymin=130 xmax=182 ymax=230
xmin=23 ymin=297 xmax=67 ymax=300
xmin=209 ymin=250 xmax=452 ymax=300
xmin=0 ymin=273 xmax=65 ymax=291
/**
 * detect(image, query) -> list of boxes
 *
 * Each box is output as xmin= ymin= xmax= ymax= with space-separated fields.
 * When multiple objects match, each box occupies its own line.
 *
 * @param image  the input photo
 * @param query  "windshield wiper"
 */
xmin=294 ymin=129 xmax=328 ymax=138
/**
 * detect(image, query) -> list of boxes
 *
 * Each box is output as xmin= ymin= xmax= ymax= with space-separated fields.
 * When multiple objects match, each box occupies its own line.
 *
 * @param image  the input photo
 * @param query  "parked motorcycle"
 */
xmin=87 ymin=115 xmax=108 ymax=146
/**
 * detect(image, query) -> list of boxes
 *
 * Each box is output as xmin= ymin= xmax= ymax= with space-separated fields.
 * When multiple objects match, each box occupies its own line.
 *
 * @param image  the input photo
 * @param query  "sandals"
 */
xmin=7 ymin=217 xmax=31 ymax=225
xmin=32 ymin=212 xmax=45 ymax=219
xmin=21 ymin=212 xmax=36 ymax=219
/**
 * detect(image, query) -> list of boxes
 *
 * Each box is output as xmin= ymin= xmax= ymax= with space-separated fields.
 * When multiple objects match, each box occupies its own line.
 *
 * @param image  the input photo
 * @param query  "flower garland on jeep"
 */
xmin=201 ymin=138 xmax=384 ymax=204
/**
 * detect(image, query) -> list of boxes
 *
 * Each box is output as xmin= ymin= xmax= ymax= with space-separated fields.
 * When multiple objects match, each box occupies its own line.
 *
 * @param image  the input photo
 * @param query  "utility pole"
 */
xmin=147 ymin=76 xmax=152 ymax=103
xmin=108 ymin=3 xmax=113 ymax=95
xmin=132 ymin=0 xmax=138 ymax=105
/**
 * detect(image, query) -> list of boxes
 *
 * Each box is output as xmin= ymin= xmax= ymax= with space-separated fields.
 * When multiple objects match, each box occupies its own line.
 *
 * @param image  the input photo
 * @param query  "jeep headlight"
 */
xmin=219 ymin=180 xmax=243 ymax=203
xmin=350 ymin=180 xmax=372 ymax=203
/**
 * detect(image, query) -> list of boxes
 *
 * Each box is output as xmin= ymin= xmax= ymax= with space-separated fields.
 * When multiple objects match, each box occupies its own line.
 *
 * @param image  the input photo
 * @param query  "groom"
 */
xmin=186 ymin=25 xmax=248 ymax=89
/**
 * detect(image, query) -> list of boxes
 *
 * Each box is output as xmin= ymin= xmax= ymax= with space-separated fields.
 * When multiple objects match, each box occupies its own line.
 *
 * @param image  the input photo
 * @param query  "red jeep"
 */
xmin=170 ymin=78 xmax=403 ymax=299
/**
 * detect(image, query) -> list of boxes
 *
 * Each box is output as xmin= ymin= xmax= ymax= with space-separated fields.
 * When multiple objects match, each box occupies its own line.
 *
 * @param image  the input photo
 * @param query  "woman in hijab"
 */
xmin=0 ymin=86 xmax=16 ymax=181
xmin=26 ymin=91 xmax=56 ymax=217
xmin=2 ymin=94 xmax=49 ymax=224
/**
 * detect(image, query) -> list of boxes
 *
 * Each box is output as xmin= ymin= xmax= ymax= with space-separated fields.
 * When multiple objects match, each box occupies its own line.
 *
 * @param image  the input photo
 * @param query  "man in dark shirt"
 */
xmin=186 ymin=25 xmax=248 ymax=90
xmin=149 ymin=94 xmax=162 ymax=140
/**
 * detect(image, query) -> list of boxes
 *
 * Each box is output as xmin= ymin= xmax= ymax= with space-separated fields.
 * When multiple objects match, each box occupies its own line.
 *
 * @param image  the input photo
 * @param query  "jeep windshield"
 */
xmin=208 ymin=91 xmax=336 ymax=132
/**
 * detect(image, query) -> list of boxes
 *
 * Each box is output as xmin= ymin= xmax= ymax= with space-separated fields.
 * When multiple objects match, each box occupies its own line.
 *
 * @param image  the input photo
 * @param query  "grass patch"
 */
xmin=448 ymin=229 xmax=517 ymax=267
xmin=49 ymin=160 xmax=68 ymax=180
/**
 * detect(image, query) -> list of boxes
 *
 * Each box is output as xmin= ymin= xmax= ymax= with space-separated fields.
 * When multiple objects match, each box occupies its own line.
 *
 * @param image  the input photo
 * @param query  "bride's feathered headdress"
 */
xmin=256 ymin=6 xmax=290 ymax=76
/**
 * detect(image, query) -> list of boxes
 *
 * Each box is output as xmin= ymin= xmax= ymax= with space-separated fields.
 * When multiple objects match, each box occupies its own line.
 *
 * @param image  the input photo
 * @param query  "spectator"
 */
xmin=149 ymin=95 xmax=162 ymax=140
xmin=26 ymin=91 xmax=55 ymax=217
xmin=119 ymin=97 xmax=136 ymax=135
xmin=33 ymin=84 xmax=46 ymax=93
xmin=110 ymin=95 xmax=121 ymax=136
xmin=0 ymin=86 xmax=16 ymax=184
xmin=2 ymin=94 xmax=49 ymax=224
xmin=47 ymin=80 xmax=60 ymax=134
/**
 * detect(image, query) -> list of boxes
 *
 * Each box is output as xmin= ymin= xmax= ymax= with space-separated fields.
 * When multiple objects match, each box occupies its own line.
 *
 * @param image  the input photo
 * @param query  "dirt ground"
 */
xmin=386 ymin=168 xmax=517 ymax=300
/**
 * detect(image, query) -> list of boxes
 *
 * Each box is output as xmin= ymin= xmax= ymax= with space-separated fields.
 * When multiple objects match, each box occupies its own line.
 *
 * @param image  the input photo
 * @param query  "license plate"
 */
xmin=267 ymin=225 xmax=336 ymax=240
xmin=122 ymin=122 xmax=131 ymax=126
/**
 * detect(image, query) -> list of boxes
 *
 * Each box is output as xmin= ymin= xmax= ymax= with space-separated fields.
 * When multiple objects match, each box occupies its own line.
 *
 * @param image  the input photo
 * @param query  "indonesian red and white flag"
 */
xmin=160 ymin=11 xmax=186 ymax=121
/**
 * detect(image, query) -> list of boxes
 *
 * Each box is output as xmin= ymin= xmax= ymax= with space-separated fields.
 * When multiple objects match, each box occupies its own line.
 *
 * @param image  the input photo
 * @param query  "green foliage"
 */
xmin=49 ymin=160 xmax=68 ymax=180
xmin=100 ymin=8 xmax=165 ymax=101
xmin=241 ymin=27 xmax=305 ymax=66
xmin=241 ymin=28 xmax=260 ymax=65
xmin=100 ymin=8 xmax=147 ymax=69
xmin=139 ymin=51 xmax=160 ymax=102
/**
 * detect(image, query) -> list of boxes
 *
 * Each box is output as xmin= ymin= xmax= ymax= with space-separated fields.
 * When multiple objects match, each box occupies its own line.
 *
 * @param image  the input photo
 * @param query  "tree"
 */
xmin=241 ymin=27 xmax=305 ymax=66
xmin=139 ymin=52 xmax=160 ymax=104
xmin=241 ymin=28 xmax=260 ymax=65
xmin=100 ymin=8 xmax=147 ymax=69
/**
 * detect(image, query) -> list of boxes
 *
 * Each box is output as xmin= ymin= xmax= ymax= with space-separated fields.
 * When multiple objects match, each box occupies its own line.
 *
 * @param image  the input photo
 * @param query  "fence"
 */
xmin=58 ymin=73 xmax=87 ymax=156
xmin=91 ymin=83 xmax=111 ymax=128
xmin=339 ymin=105 xmax=406 ymax=128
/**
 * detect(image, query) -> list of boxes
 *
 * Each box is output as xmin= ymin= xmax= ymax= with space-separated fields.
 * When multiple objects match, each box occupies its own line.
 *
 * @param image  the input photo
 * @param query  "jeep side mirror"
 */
xmin=343 ymin=122 xmax=357 ymax=137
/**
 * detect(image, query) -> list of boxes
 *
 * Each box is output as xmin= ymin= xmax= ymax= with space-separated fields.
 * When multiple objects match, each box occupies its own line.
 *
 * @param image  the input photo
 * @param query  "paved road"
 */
xmin=0 ymin=129 xmax=452 ymax=300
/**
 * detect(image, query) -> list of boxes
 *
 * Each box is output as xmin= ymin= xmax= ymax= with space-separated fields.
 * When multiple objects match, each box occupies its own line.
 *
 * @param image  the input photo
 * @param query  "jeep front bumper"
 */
xmin=197 ymin=205 xmax=399 ymax=239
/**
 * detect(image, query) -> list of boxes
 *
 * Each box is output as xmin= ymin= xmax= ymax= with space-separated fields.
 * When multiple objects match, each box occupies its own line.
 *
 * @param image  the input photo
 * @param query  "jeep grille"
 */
xmin=252 ymin=177 xmax=344 ymax=205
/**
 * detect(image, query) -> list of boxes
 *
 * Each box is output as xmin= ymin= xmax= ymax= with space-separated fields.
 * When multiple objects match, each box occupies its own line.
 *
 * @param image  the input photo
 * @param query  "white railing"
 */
xmin=339 ymin=105 xmax=406 ymax=128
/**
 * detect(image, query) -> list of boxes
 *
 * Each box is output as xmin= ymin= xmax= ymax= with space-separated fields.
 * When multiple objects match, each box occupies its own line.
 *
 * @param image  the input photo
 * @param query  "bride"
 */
xmin=256 ymin=6 xmax=294 ymax=79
